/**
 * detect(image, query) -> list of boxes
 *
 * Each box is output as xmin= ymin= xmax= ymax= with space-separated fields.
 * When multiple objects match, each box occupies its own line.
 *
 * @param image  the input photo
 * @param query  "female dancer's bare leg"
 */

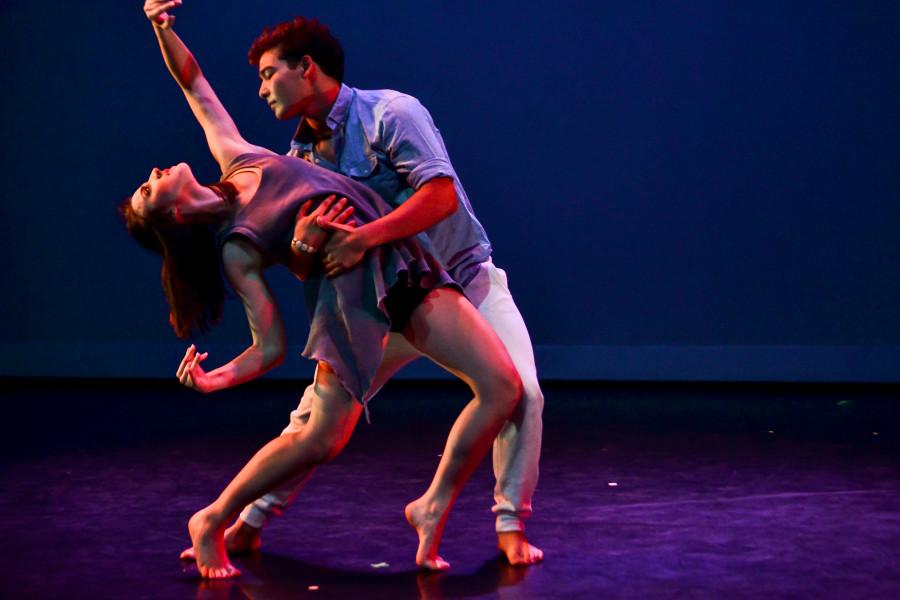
xmin=181 ymin=338 xmax=420 ymax=559
xmin=184 ymin=363 xmax=362 ymax=578
xmin=400 ymin=288 xmax=523 ymax=570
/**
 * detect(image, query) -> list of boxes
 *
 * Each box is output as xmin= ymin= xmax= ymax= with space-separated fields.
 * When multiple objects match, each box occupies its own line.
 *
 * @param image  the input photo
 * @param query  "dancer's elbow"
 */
xmin=266 ymin=348 xmax=286 ymax=370
xmin=258 ymin=343 xmax=286 ymax=371
xmin=431 ymin=177 xmax=459 ymax=219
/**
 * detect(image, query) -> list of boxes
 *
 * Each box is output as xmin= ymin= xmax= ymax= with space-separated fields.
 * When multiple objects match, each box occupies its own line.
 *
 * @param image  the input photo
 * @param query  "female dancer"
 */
xmin=124 ymin=1 xmax=522 ymax=578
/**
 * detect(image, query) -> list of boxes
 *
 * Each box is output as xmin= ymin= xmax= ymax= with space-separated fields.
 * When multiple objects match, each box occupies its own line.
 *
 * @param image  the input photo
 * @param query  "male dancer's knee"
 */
xmin=478 ymin=361 xmax=523 ymax=416
xmin=521 ymin=379 xmax=544 ymax=419
xmin=280 ymin=384 xmax=317 ymax=435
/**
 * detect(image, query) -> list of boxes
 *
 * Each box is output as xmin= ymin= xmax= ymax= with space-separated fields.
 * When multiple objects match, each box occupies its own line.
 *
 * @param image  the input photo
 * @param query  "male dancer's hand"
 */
xmin=176 ymin=344 xmax=212 ymax=393
xmin=319 ymin=219 xmax=368 ymax=278
xmin=293 ymin=194 xmax=355 ymax=253
xmin=144 ymin=0 xmax=181 ymax=29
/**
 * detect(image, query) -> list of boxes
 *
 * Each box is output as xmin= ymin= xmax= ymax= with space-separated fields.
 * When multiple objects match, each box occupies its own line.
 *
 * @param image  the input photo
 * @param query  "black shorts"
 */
xmin=383 ymin=272 xmax=439 ymax=333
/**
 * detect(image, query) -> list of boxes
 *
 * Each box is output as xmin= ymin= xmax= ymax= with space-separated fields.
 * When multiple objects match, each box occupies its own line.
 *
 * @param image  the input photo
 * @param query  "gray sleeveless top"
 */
xmin=220 ymin=152 xmax=456 ymax=415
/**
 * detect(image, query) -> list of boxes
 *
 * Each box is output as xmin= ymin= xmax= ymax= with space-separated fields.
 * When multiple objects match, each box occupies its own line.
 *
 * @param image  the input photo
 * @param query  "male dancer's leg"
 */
xmin=465 ymin=260 xmax=545 ymax=563
xmin=232 ymin=263 xmax=544 ymax=563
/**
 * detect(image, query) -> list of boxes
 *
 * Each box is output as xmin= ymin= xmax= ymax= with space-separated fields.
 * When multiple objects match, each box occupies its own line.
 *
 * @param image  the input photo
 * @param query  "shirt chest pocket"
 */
xmin=341 ymin=153 xmax=378 ymax=179
xmin=353 ymin=162 xmax=411 ymax=207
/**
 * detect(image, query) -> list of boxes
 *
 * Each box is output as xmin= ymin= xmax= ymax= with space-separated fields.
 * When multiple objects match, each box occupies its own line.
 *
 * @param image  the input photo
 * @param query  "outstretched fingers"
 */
xmin=332 ymin=205 xmax=355 ymax=225
xmin=176 ymin=344 xmax=196 ymax=380
xmin=297 ymin=199 xmax=314 ymax=217
xmin=310 ymin=194 xmax=338 ymax=218
xmin=316 ymin=216 xmax=355 ymax=233
xmin=188 ymin=351 xmax=206 ymax=372
xmin=320 ymin=196 xmax=350 ymax=221
xmin=176 ymin=344 xmax=207 ymax=388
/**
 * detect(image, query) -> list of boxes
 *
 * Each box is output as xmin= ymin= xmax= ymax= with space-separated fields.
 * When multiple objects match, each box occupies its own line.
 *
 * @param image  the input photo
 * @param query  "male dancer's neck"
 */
xmin=302 ymin=83 xmax=342 ymax=140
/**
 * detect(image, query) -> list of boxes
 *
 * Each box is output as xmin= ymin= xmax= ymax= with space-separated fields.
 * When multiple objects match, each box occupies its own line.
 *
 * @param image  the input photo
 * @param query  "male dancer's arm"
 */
xmin=320 ymin=178 xmax=455 ymax=277
xmin=318 ymin=96 xmax=459 ymax=277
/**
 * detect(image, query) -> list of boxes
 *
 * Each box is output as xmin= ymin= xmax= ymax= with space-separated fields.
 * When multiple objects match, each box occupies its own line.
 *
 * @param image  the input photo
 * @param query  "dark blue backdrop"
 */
xmin=1 ymin=1 xmax=898 ymax=381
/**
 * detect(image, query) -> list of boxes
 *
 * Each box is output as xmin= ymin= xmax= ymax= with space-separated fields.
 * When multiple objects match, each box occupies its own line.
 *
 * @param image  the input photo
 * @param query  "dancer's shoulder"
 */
xmin=353 ymin=87 xmax=425 ymax=114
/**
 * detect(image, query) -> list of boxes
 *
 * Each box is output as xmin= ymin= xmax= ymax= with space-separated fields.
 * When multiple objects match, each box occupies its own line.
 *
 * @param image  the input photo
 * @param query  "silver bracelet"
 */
xmin=291 ymin=238 xmax=318 ymax=254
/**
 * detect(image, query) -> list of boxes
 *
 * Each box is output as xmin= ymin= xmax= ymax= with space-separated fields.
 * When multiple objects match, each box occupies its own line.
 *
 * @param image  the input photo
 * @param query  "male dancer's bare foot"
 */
xmin=186 ymin=509 xmax=241 ymax=579
xmin=181 ymin=519 xmax=261 ymax=561
xmin=497 ymin=531 xmax=544 ymax=566
xmin=404 ymin=498 xmax=451 ymax=571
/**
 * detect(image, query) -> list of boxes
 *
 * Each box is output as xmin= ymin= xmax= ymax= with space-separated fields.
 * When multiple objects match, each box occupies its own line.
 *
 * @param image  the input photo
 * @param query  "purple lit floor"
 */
xmin=3 ymin=380 xmax=899 ymax=599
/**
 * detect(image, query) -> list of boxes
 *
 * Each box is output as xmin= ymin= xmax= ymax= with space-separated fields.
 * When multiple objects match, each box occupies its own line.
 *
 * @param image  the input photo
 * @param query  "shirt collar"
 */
xmin=291 ymin=83 xmax=353 ymax=146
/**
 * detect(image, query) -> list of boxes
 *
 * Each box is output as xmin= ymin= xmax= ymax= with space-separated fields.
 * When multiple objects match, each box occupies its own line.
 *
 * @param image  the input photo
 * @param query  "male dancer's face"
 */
xmin=257 ymin=48 xmax=312 ymax=120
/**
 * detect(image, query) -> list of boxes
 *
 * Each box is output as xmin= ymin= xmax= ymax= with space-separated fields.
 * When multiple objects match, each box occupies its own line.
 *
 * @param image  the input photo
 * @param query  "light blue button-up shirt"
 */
xmin=288 ymin=84 xmax=492 ymax=286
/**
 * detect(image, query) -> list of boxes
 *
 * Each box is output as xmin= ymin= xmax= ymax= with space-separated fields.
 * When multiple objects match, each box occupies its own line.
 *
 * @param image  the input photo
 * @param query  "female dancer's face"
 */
xmin=130 ymin=162 xmax=196 ymax=222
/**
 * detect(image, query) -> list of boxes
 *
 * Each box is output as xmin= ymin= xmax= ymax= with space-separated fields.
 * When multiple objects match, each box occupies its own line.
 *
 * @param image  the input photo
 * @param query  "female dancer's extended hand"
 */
xmin=144 ymin=0 xmax=181 ymax=29
xmin=176 ymin=344 xmax=213 ymax=393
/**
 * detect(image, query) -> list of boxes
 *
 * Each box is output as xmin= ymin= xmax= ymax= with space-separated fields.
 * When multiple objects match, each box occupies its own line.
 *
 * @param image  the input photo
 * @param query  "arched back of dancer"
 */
xmin=205 ymin=3 xmax=544 ymax=567
xmin=124 ymin=1 xmax=522 ymax=578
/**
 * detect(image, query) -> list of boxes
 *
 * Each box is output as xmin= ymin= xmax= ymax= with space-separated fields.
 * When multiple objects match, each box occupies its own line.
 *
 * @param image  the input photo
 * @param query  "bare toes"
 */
xmin=420 ymin=557 xmax=450 ymax=571
xmin=224 ymin=566 xmax=241 ymax=579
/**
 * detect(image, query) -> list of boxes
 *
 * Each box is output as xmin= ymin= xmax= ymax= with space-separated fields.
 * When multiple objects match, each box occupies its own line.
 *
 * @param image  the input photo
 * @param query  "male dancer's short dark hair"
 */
xmin=248 ymin=17 xmax=344 ymax=83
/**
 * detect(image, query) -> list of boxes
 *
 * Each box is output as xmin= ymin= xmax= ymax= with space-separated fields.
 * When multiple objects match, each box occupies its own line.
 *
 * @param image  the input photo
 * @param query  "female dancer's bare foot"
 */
xmin=497 ymin=531 xmax=544 ymax=565
xmin=404 ymin=498 xmax=451 ymax=571
xmin=186 ymin=509 xmax=241 ymax=579
xmin=180 ymin=519 xmax=261 ymax=561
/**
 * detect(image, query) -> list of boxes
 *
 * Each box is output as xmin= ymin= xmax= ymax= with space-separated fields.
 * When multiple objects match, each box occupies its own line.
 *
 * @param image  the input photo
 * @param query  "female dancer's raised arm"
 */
xmin=143 ymin=0 xmax=269 ymax=171
xmin=127 ymin=3 xmax=523 ymax=578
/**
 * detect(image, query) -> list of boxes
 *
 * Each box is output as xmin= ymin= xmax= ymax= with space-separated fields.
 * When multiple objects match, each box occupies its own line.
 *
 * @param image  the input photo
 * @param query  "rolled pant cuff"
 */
xmin=495 ymin=514 xmax=526 ymax=533
xmin=239 ymin=505 xmax=269 ymax=530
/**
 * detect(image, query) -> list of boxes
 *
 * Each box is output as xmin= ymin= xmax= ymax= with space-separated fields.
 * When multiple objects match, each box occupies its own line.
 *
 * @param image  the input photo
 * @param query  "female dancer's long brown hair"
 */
xmin=118 ymin=182 xmax=236 ymax=338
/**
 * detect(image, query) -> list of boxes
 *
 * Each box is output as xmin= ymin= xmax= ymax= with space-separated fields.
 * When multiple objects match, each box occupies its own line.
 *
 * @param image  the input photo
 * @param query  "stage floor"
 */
xmin=3 ymin=379 xmax=899 ymax=599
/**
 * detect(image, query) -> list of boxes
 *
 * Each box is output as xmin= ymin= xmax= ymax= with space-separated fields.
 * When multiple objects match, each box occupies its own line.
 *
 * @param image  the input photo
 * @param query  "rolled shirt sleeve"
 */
xmin=378 ymin=95 xmax=457 ymax=190
xmin=296 ymin=85 xmax=493 ymax=286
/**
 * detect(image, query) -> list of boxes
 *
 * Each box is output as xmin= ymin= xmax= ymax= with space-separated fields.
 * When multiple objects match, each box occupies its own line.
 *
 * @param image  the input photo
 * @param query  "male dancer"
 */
xmin=161 ymin=4 xmax=545 ymax=565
